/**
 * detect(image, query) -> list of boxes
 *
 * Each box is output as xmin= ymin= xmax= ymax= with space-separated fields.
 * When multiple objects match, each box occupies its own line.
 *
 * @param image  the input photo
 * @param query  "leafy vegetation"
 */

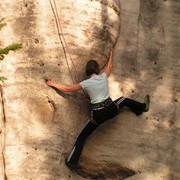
xmin=0 ymin=43 xmax=22 ymax=60
xmin=0 ymin=18 xmax=22 ymax=82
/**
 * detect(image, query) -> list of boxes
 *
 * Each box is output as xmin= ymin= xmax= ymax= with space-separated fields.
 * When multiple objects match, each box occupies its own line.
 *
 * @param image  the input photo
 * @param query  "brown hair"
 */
xmin=86 ymin=60 xmax=100 ymax=76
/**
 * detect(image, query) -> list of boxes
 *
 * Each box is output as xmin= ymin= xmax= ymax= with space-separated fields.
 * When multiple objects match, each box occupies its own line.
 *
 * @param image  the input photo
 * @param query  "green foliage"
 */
xmin=0 ymin=18 xmax=22 ymax=82
xmin=0 ymin=43 xmax=22 ymax=60
xmin=0 ymin=76 xmax=7 ymax=82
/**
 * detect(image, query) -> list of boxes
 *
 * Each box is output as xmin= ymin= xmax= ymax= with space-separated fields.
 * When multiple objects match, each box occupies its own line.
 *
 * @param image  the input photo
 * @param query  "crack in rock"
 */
xmin=0 ymin=86 xmax=7 ymax=180
xmin=91 ymin=0 xmax=120 ymax=15
xmin=76 ymin=161 xmax=136 ymax=179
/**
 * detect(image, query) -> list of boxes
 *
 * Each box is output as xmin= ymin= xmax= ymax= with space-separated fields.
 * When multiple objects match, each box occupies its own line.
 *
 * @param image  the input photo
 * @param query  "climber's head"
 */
xmin=86 ymin=60 xmax=100 ymax=76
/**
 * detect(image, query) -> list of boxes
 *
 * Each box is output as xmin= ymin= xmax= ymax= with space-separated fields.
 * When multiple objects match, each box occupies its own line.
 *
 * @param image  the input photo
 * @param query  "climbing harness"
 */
xmin=91 ymin=97 xmax=113 ymax=110
xmin=90 ymin=111 xmax=99 ymax=126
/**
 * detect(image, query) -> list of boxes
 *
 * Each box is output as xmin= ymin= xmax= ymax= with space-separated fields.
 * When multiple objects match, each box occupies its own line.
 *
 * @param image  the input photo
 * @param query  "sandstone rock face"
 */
xmin=0 ymin=0 xmax=180 ymax=180
xmin=0 ymin=0 xmax=120 ymax=179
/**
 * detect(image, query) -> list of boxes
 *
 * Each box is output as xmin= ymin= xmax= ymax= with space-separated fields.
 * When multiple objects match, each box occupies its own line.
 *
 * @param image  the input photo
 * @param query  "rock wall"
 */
xmin=0 ymin=0 xmax=120 ymax=179
xmin=0 ymin=0 xmax=180 ymax=180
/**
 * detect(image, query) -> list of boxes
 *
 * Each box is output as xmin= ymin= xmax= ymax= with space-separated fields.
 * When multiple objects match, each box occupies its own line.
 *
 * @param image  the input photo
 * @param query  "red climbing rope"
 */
xmin=49 ymin=0 xmax=79 ymax=83
xmin=49 ymin=0 xmax=89 ymax=105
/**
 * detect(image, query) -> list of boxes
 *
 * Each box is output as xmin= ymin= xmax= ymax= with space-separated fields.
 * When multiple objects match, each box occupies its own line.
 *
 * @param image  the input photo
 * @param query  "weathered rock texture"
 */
xmin=0 ymin=0 xmax=120 ymax=179
xmin=0 ymin=0 xmax=180 ymax=179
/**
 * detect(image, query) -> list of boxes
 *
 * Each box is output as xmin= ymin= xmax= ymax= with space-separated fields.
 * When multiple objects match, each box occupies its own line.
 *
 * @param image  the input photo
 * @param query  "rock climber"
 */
xmin=46 ymin=49 xmax=150 ymax=170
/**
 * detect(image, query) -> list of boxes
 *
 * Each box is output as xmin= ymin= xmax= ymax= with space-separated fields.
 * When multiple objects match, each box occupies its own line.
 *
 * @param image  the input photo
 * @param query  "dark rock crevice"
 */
xmin=91 ymin=0 xmax=120 ymax=16
xmin=0 ymin=86 xmax=7 ymax=180
xmin=76 ymin=161 xmax=136 ymax=179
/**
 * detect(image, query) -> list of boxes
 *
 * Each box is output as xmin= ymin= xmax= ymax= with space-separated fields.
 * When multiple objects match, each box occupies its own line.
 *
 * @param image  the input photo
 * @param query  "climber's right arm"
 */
xmin=47 ymin=80 xmax=82 ymax=92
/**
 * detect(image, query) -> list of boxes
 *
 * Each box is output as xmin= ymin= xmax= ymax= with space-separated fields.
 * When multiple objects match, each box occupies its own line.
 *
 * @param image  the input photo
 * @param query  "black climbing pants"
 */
xmin=66 ymin=97 xmax=146 ymax=165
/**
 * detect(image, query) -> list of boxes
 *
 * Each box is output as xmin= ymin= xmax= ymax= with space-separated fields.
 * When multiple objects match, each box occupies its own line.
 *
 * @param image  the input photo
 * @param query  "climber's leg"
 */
xmin=66 ymin=119 xmax=98 ymax=169
xmin=114 ymin=96 xmax=146 ymax=116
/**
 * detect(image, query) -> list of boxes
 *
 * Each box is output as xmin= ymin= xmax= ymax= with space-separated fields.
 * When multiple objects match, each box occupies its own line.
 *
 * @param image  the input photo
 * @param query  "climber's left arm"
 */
xmin=46 ymin=80 xmax=82 ymax=92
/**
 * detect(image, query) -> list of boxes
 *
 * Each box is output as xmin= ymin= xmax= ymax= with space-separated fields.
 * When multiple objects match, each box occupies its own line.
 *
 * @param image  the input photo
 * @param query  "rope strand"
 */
xmin=49 ymin=0 xmax=89 ymax=103
xmin=49 ymin=0 xmax=75 ymax=84
xmin=51 ymin=0 xmax=79 ymax=83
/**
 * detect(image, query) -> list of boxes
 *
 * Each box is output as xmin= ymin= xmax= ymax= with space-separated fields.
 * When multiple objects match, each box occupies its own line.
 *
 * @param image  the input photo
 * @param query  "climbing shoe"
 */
xmin=144 ymin=95 xmax=150 ymax=112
